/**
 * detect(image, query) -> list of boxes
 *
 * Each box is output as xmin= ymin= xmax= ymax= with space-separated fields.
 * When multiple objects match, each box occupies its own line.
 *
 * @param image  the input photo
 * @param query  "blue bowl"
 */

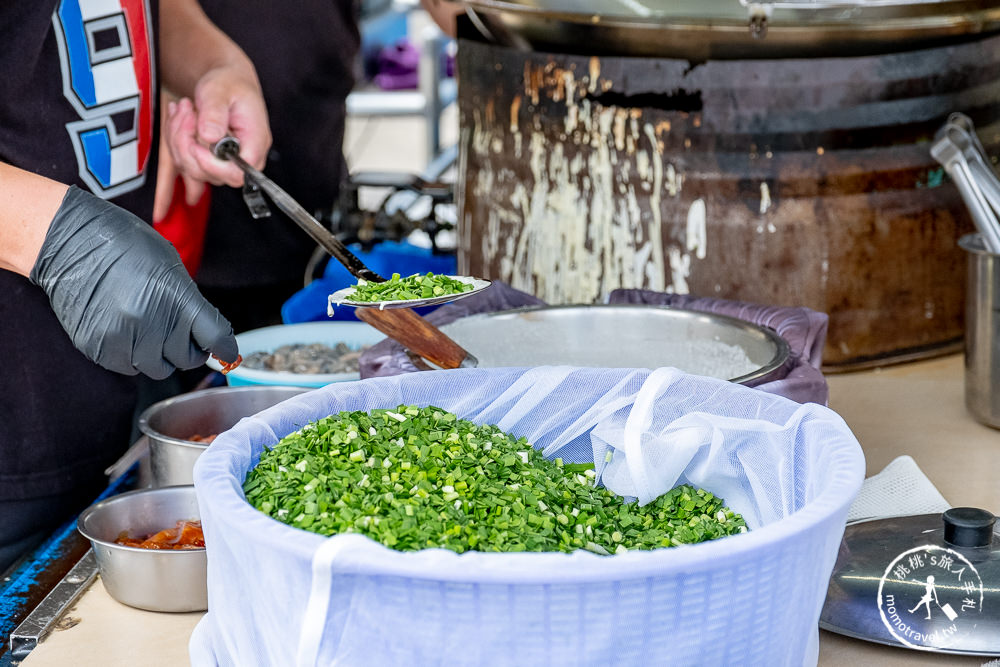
xmin=206 ymin=322 xmax=385 ymax=387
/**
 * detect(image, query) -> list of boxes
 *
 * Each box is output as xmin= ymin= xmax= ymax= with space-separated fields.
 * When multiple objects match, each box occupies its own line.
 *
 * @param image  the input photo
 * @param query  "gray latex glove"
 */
xmin=29 ymin=186 xmax=238 ymax=379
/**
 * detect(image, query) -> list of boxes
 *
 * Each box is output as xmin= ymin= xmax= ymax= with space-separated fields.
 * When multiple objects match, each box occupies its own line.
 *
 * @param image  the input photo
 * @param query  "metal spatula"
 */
xmin=210 ymin=136 xmax=478 ymax=369
xmin=212 ymin=136 xmax=383 ymax=283
xmin=211 ymin=137 xmax=490 ymax=304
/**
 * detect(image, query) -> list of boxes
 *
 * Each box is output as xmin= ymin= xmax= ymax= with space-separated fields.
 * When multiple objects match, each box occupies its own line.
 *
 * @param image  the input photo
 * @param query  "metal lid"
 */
xmin=820 ymin=512 xmax=1000 ymax=656
xmin=459 ymin=0 xmax=1000 ymax=59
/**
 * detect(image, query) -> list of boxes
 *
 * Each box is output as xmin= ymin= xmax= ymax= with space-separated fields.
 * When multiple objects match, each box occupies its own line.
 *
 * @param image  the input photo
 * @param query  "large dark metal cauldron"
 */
xmin=454 ymin=29 xmax=1000 ymax=369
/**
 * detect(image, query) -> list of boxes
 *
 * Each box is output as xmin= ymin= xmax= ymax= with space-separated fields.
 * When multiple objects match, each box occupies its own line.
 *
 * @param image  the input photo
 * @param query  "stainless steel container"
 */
xmin=432 ymin=305 xmax=790 ymax=384
xmin=77 ymin=486 xmax=206 ymax=612
xmin=138 ymin=385 xmax=308 ymax=487
xmin=960 ymin=233 xmax=1000 ymax=428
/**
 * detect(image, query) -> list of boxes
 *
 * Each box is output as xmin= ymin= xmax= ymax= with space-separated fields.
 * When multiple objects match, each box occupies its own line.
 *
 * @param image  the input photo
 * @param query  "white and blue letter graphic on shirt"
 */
xmin=52 ymin=0 xmax=155 ymax=199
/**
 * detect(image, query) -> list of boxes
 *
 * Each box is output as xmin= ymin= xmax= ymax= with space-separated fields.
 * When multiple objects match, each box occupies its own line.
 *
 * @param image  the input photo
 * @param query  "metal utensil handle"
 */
xmin=951 ymin=114 xmax=1000 ymax=223
xmin=950 ymin=160 xmax=1000 ymax=253
xmin=931 ymin=119 xmax=1000 ymax=254
xmin=211 ymin=137 xmax=384 ymax=283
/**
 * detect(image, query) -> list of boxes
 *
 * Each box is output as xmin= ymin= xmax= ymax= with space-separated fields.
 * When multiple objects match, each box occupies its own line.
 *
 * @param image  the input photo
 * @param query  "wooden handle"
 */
xmin=356 ymin=308 xmax=473 ymax=369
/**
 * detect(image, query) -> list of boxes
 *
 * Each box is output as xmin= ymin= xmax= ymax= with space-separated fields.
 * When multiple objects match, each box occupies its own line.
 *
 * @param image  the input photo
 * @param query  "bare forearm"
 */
xmin=0 ymin=163 xmax=68 ymax=276
xmin=158 ymin=0 xmax=258 ymax=98
xmin=157 ymin=0 xmax=270 ymax=185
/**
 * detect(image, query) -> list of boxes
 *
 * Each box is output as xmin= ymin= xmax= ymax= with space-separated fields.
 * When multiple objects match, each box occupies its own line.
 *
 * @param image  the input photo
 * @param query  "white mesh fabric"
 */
xmin=591 ymin=367 xmax=839 ymax=528
xmin=846 ymin=455 xmax=951 ymax=523
xmin=191 ymin=366 xmax=865 ymax=666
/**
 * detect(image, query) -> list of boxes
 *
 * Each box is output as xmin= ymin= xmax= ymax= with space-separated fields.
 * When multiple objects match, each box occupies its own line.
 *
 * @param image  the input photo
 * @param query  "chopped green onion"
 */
xmin=243 ymin=405 xmax=747 ymax=555
xmin=347 ymin=273 xmax=474 ymax=303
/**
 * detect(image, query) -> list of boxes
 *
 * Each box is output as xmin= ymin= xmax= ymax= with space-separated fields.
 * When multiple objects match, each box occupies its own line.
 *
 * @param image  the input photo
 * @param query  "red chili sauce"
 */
xmin=212 ymin=354 xmax=243 ymax=375
xmin=114 ymin=519 xmax=205 ymax=550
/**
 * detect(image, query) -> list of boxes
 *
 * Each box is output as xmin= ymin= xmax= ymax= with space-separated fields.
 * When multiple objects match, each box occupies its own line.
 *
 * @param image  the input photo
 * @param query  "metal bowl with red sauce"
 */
xmin=77 ymin=486 xmax=208 ymax=612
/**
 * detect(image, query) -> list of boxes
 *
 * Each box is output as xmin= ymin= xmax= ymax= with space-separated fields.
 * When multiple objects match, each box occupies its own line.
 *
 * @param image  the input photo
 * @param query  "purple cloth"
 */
xmin=374 ymin=39 xmax=419 ymax=90
xmin=359 ymin=283 xmax=829 ymax=405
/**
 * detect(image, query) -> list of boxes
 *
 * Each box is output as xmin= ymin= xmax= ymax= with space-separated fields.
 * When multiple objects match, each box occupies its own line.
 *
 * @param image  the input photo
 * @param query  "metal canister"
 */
xmin=960 ymin=233 xmax=1000 ymax=429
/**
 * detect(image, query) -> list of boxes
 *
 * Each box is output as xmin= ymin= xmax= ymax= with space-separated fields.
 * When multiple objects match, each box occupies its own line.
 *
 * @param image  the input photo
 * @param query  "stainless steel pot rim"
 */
xmin=461 ymin=0 xmax=1000 ymax=28
xmin=459 ymin=0 xmax=1000 ymax=59
xmin=77 ymin=486 xmax=205 ymax=553
xmin=435 ymin=303 xmax=791 ymax=385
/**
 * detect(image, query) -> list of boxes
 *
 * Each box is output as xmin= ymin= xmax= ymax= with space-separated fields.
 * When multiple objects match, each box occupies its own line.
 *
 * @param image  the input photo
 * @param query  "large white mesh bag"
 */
xmin=190 ymin=367 xmax=864 ymax=667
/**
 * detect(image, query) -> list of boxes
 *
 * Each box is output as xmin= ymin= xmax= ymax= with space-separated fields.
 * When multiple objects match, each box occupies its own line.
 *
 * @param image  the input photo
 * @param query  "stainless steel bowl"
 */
xmin=138 ymin=385 xmax=308 ymax=487
xmin=431 ymin=304 xmax=790 ymax=384
xmin=77 ymin=486 xmax=206 ymax=612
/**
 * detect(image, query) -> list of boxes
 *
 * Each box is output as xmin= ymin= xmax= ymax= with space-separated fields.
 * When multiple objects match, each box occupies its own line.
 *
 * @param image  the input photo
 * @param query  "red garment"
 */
xmin=153 ymin=176 xmax=212 ymax=276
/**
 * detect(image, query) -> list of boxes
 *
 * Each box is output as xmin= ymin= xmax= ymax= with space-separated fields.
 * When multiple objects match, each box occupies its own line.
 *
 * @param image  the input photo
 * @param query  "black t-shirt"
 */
xmin=194 ymin=0 xmax=360 ymax=289
xmin=0 ymin=1 xmax=159 ymax=218
xmin=0 ymin=0 xmax=159 ymax=506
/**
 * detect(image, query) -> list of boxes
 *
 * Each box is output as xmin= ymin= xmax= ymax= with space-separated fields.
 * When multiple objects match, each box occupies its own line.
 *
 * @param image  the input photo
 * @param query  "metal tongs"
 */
xmin=930 ymin=113 xmax=1000 ymax=253
xmin=210 ymin=136 xmax=479 ymax=369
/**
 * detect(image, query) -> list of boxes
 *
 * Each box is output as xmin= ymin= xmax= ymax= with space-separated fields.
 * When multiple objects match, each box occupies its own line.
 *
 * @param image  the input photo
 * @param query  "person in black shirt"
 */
xmin=0 ymin=0 xmax=271 ymax=573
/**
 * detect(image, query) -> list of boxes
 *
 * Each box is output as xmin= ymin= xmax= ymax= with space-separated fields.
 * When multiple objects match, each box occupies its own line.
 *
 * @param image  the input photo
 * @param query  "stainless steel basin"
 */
xmin=138 ymin=385 xmax=308 ymax=487
xmin=431 ymin=304 xmax=789 ymax=384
